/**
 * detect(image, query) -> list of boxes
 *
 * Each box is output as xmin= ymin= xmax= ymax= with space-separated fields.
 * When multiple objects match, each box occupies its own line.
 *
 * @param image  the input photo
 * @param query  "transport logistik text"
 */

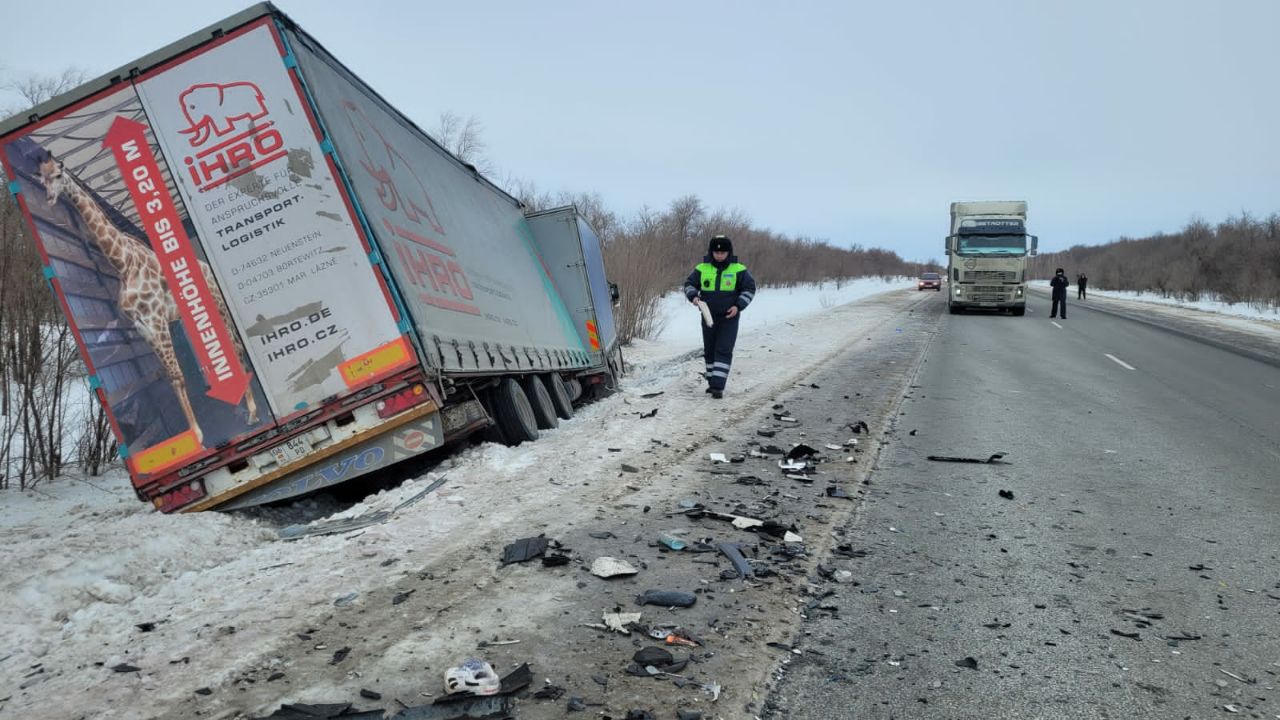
xmin=214 ymin=194 xmax=301 ymax=250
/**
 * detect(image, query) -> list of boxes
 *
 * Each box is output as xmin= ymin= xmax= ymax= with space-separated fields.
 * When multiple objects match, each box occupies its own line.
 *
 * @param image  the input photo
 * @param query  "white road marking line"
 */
xmin=1105 ymin=353 xmax=1136 ymax=370
xmin=1051 ymin=321 xmax=1063 ymax=329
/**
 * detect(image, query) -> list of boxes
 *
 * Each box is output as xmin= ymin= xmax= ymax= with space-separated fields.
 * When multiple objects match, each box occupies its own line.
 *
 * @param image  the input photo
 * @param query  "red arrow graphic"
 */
xmin=104 ymin=116 xmax=250 ymax=406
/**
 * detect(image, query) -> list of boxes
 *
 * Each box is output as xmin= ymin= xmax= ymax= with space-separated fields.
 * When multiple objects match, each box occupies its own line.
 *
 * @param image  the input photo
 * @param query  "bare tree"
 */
xmin=1 ymin=67 xmax=89 ymax=120
xmin=433 ymin=111 xmax=494 ymax=175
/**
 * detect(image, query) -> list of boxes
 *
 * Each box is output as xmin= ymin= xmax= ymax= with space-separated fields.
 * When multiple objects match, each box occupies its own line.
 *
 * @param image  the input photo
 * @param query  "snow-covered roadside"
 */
xmin=5 ymin=274 xmax=1277 ymax=719
xmin=1086 ymin=288 xmax=1280 ymax=324
xmin=0 ymin=279 xmax=918 ymax=719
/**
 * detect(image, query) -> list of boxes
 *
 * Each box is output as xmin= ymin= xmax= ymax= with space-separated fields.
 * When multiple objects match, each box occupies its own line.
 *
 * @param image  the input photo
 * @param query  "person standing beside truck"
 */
xmin=684 ymin=235 xmax=756 ymax=399
xmin=1050 ymin=268 xmax=1069 ymax=319
xmin=1077 ymin=273 xmax=1088 ymax=300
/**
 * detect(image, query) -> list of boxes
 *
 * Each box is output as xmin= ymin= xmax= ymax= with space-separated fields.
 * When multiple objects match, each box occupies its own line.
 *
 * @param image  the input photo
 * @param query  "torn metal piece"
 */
xmin=253 ymin=702 xmax=380 ymax=719
xmin=926 ymin=453 xmax=1008 ymax=464
xmin=391 ymin=696 xmax=512 ymax=719
xmin=278 ymin=511 xmax=393 ymax=541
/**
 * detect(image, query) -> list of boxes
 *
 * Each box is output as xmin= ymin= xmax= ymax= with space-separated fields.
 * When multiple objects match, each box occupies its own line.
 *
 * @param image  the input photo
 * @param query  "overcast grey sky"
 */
xmin=3 ymin=1 xmax=1277 ymax=263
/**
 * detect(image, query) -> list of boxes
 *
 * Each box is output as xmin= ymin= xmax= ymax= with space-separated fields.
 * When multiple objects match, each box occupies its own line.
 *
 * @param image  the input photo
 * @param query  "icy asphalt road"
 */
xmin=764 ymin=295 xmax=1280 ymax=719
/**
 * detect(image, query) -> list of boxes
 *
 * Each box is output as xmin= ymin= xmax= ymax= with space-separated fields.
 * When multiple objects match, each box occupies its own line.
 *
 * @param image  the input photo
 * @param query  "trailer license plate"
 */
xmin=271 ymin=436 xmax=311 ymax=466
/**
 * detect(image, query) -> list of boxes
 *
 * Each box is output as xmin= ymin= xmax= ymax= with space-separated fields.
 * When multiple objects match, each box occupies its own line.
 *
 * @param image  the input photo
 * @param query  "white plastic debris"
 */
xmin=825 ymin=444 xmax=842 ymax=450
xmin=602 ymin=611 xmax=642 ymax=634
xmin=444 ymin=659 xmax=500 ymax=696
xmin=591 ymin=557 xmax=639 ymax=578
xmin=709 ymin=453 xmax=730 ymax=463
xmin=783 ymin=531 xmax=803 ymax=543
xmin=777 ymin=459 xmax=806 ymax=471
xmin=731 ymin=516 xmax=764 ymax=530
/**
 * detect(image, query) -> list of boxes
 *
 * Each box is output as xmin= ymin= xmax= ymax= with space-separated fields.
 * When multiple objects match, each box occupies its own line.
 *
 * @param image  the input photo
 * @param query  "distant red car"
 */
xmin=918 ymin=272 xmax=942 ymax=291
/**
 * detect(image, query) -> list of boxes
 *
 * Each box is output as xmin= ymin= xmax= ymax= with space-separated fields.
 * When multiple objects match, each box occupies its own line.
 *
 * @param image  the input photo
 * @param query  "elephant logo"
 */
xmin=178 ymin=82 xmax=269 ymax=147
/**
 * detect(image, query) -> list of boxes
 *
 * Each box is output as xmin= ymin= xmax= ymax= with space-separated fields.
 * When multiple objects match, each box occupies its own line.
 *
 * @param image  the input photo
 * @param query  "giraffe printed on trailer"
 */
xmin=38 ymin=153 xmax=258 ymax=445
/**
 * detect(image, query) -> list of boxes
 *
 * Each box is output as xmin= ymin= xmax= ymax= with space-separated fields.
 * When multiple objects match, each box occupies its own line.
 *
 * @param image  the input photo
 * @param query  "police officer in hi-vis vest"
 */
xmin=684 ymin=235 xmax=757 ymax=398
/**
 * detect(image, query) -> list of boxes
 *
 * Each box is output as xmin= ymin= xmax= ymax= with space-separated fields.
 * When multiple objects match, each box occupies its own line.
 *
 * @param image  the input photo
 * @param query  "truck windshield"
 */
xmin=956 ymin=234 xmax=1027 ymax=256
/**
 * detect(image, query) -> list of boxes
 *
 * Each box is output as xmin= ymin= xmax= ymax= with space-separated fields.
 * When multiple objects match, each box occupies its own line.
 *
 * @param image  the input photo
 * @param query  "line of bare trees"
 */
xmin=500 ymin=186 xmax=929 ymax=344
xmin=1030 ymin=213 xmax=1280 ymax=309
xmin=1 ymin=68 xmax=117 ymax=490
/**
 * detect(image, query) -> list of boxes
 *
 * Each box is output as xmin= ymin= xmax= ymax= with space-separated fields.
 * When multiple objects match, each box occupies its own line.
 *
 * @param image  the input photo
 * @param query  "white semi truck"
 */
xmin=945 ymin=201 xmax=1039 ymax=315
xmin=0 ymin=3 xmax=620 ymax=512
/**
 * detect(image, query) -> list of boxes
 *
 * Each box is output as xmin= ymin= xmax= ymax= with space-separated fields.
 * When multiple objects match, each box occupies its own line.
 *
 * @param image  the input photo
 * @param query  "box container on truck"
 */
xmin=0 ymin=3 xmax=619 ymax=512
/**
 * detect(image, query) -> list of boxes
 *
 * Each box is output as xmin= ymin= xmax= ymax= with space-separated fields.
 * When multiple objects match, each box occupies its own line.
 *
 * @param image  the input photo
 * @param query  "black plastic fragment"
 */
xmin=501 ymin=536 xmax=548 ymax=565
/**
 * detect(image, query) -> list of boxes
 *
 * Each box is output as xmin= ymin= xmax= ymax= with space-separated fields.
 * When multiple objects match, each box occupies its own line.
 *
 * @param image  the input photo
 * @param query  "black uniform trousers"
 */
xmin=701 ymin=315 xmax=740 ymax=391
xmin=1051 ymin=295 xmax=1067 ymax=318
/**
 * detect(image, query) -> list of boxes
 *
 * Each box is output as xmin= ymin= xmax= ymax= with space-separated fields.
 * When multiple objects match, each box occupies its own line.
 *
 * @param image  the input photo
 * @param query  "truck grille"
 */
xmin=965 ymin=270 xmax=1017 ymax=282
xmin=969 ymin=285 xmax=1010 ymax=302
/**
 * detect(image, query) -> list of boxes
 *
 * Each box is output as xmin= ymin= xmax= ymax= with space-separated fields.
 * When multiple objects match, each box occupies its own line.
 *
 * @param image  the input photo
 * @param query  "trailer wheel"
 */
xmin=521 ymin=376 xmax=559 ymax=430
xmin=542 ymin=373 xmax=574 ymax=420
xmin=565 ymin=378 xmax=583 ymax=403
xmin=491 ymin=378 xmax=539 ymax=445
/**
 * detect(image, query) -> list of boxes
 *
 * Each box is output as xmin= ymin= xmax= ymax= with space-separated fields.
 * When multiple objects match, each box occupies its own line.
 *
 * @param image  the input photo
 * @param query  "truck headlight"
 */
xmin=954 ymin=286 xmax=962 ymax=296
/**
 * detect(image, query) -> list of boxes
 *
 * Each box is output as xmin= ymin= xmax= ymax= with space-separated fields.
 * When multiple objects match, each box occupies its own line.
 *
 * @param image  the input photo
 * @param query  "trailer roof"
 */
xmin=0 ymin=3 xmax=278 ymax=138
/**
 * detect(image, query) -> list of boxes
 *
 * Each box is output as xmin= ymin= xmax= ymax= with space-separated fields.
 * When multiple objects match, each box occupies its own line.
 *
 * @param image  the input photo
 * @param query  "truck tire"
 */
xmin=543 ymin=373 xmax=574 ymax=420
xmin=565 ymin=378 xmax=583 ymax=403
xmin=491 ymin=378 xmax=539 ymax=445
xmin=948 ymin=304 xmax=962 ymax=315
xmin=521 ymin=376 xmax=559 ymax=430
xmin=1011 ymin=306 xmax=1026 ymax=316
